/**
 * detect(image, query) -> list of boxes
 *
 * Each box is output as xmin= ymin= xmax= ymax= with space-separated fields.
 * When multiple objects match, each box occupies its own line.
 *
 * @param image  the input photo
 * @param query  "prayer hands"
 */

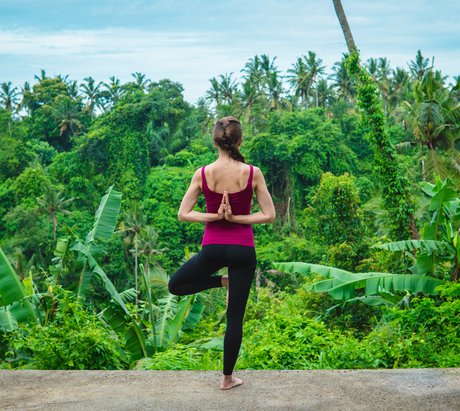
xmin=218 ymin=191 xmax=234 ymax=222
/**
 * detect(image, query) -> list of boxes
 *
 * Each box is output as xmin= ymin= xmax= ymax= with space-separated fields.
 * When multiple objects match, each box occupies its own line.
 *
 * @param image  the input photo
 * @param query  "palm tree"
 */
xmin=365 ymin=57 xmax=379 ymax=79
xmin=241 ymin=55 xmax=264 ymax=94
xmin=332 ymin=0 xmax=357 ymax=52
xmin=131 ymin=72 xmax=150 ymax=92
xmin=389 ymin=67 xmax=410 ymax=111
xmin=0 ymin=82 xmax=20 ymax=112
xmin=239 ymin=78 xmax=261 ymax=133
xmin=205 ymin=76 xmax=222 ymax=107
xmin=116 ymin=202 xmax=147 ymax=307
xmin=18 ymin=81 xmax=33 ymax=115
xmin=80 ymin=76 xmax=102 ymax=117
xmin=51 ymin=96 xmax=84 ymax=138
xmin=331 ymin=0 xmax=418 ymax=240
xmin=402 ymin=68 xmax=460 ymax=183
xmin=316 ymin=78 xmax=335 ymax=108
xmin=403 ymin=69 xmax=457 ymax=151
xmin=138 ymin=225 xmax=167 ymax=277
xmin=408 ymin=50 xmax=433 ymax=80
xmin=376 ymin=57 xmax=392 ymax=115
xmin=305 ymin=51 xmax=326 ymax=107
xmin=329 ymin=56 xmax=356 ymax=102
xmin=266 ymin=70 xmax=285 ymax=111
xmin=34 ymin=69 xmax=48 ymax=82
xmin=37 ymin=184 xmax=75 ymax=241
xmin=287 ymin=56 xmax=310 ymax=107
xmin=102 ymin=76 xmax=124 ymax=105
xmin=66 ymin=80 xmax=80 ymax=99
xmin=218 ymin=73 xmax=238 ymax=105
xmin=240 ymin=55 xmax=266 ymax=129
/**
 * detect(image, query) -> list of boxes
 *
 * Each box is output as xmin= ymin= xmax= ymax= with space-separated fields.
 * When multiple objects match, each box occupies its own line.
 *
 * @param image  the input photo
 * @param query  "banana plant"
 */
xmin=0 ymin=247 xmax=39 ymax=331
xmin=374 ymin=176 xmax=459 ymax=281
xmin=74 ymin=185 xmax=122 ymax=297
xmin=272 ymin=261 xmax=445 ymax=306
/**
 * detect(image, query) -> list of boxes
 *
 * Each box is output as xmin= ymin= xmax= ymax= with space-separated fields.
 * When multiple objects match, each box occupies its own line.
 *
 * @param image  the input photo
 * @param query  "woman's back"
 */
xmin=201 ymin=161 xmax=255 ymax=247
xmin=202 ymin=162 xmax=252 ymax=195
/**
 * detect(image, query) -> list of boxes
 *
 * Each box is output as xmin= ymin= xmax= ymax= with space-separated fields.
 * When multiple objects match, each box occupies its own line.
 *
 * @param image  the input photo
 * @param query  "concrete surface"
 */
xmin=1 ymin=369 xmax=459 ymax=410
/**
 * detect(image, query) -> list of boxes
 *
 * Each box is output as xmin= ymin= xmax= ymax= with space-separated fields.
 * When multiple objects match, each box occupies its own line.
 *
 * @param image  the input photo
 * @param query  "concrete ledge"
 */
xmin=1 ymin=369 xmax=459 ymax=410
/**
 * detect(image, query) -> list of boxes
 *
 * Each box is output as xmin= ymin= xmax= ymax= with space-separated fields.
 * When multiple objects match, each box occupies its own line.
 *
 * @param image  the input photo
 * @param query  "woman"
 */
xmin=168 ymin=116 xmax=276 ymax=390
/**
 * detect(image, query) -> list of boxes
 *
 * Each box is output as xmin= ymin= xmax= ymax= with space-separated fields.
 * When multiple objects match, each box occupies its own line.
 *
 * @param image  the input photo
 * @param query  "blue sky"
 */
xmin=1 ymin=0 xmax=459 ymax=103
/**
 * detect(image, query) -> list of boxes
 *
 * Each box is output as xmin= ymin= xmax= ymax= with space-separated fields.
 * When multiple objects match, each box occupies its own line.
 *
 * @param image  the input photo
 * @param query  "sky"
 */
xmin=0 ymin=0 xmax=459 ymax=103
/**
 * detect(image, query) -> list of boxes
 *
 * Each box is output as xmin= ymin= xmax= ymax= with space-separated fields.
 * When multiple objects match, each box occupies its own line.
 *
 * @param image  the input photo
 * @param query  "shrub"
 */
xmin=2 ymin=287 xmax=128 ymax=370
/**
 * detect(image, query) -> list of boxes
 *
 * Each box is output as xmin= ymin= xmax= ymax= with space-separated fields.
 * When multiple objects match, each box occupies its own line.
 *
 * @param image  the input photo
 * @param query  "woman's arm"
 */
xmin=228 ymin=166 xmax=276 ymax=224
xmin=177 ymin=169 xmax=222 ymax=223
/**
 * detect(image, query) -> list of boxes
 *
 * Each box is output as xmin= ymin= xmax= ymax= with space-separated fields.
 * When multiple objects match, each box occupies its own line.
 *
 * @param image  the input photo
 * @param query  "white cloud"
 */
xmin=0 ymin=11 xmax=458 ymax=104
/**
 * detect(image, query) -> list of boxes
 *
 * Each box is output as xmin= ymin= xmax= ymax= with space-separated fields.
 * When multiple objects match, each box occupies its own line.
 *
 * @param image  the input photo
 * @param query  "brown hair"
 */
xmin=213 ymin=116 xmax=245 ymax=163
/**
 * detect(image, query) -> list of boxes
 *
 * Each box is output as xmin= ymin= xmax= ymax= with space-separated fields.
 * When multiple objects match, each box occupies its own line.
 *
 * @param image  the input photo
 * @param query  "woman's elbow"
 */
xmin=178 ymin=211 xmax=186 ymax=221
xmin=267 ymin=212 xmax=276 ymax=223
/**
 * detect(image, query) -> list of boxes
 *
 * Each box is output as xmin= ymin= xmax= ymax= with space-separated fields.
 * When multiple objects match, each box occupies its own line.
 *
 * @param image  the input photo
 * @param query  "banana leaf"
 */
xmin=168 ymin=295 xmax=194 ymax=343
xmin=0 ymin=247 xmax=38 ymax=327
xmin=77 ymin=185 xmax=122 ymax=296
xmin=156 ymin=294 xmax=178 ymax=348
xmin=98 ymin=304 xmax=147 ymax=360
xmin=373 ymin=239 xmax=454 ymax=256
xmin=182 ymin=294 xmax=206 ymax=331
xmin=273 ymin=261 xmax=445 ymax=301
xmin=85 ymin=185 xmax=122 ymax=244
xmin=0 ymin=306 xmax=17 ymax=331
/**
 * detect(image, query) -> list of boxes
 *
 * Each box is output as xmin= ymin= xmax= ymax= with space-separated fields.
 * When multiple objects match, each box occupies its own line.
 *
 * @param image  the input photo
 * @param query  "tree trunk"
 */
xmin=135 ymin=248 xmax=139 ymax=308
xmin=52 ymin=214 xmax=57 ymax=241
xmin=332 ymin=0 xmax=357 ymax=53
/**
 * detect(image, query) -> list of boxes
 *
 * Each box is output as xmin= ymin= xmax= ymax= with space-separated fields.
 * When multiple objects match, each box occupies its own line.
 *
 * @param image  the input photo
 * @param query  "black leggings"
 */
xmin=168 ymin=244 xmax=256 ymax=375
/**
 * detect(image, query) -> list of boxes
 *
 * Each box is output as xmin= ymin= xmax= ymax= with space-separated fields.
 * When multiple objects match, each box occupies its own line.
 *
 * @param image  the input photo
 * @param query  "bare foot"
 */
xmin=220 ymin=376 xmax=243 ymax=390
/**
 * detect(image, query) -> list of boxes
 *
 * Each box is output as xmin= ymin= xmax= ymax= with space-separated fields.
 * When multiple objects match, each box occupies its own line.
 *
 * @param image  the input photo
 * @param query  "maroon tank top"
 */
xmin=201 ymin=164 xmax=255 ymax=247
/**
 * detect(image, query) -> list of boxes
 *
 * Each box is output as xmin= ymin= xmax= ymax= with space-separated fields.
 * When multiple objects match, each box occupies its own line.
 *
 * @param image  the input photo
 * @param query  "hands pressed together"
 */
xmin=217 ymin=191 xmax=235 ymax=222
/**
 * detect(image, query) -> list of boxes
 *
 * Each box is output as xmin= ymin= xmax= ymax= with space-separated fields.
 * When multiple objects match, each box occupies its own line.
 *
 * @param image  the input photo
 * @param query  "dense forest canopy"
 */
xmin=0 ymin=48 xmax=459 ymax=370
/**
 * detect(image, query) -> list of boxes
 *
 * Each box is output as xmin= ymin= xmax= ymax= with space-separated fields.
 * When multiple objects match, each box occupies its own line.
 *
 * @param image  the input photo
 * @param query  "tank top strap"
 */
xmin=201 ymin=166 xmax=209 ymax=192
xmin=248 ymin=164 xmax=254 ymax=189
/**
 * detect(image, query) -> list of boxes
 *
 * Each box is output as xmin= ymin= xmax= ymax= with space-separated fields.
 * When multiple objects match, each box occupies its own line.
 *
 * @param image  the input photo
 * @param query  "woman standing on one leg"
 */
xmin=168 ymin=116 xmax=276 ymax=390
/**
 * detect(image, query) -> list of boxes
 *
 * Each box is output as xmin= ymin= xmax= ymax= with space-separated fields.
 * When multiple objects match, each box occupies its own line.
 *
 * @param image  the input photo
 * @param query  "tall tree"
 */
xmin=80 ymin=76 xmax=102 ymax=117
xmin=332 ymin=0 xmax=418 ymax=240
xmin=117 ymin=202 xmax=147 ymax=307
xmin=0 ymin=82 xmax=19 ymax=112
xmin=408 ymin=50 xmax=433 ymax=80
xmin=37 ymin=184 xmax=75 ymax=241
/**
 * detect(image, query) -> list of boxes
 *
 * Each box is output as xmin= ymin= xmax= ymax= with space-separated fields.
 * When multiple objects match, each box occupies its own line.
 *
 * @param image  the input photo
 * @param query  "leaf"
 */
xmin=272 ymin=261 xmax=354 ymax=280
xmin=0 ymin=247 xmax=38 ymax=324
xmin=99 ymin=304 xmax=147 ymax=360
xmin=93 ymin=264 xmax=130 ymax=316
xmin=157 ymin=294 xmax=177 ymax=348
xmin=0 ymin=306 xmax=18 ymax=332
xmin=85 ymin=185 xmax=122 ymax=245
xmin=373 ymin=239 xmax=454 ymax=256
xmin=275 ymin=261 xmax=445 ymax=302
xmin=182 ymin=294 xmax=205 ymax=331
xmin=168 ymin=295 xmax=194 ymax=343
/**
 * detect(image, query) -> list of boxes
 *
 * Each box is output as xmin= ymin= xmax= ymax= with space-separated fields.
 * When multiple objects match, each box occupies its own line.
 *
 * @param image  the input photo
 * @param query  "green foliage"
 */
xmin=134 ymin=343 xmax=221 ymax=371
xmin=143 ymin=166 xmax=204 ymax=271
xmin=311 ymin=172 xmax=365 ymax=246
xmin=344 ymin=52 xmax=416 ymax=240
xmin=273 ymin=262 xmax=445 ymax=306
xmin=1 ymin=53 xmax=458 ymax=371
xmin=10 ymin=166 xmax=49 ymax=207
xmin=0 ymin=246 xmax=38 ymax=331
xmin=374 ymin=176 xmax=459 ymax=280
xmin=2 ymin=286 xmax=128 ymax=369
xmin=246 ymin=110 xmax=358 ymax=214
